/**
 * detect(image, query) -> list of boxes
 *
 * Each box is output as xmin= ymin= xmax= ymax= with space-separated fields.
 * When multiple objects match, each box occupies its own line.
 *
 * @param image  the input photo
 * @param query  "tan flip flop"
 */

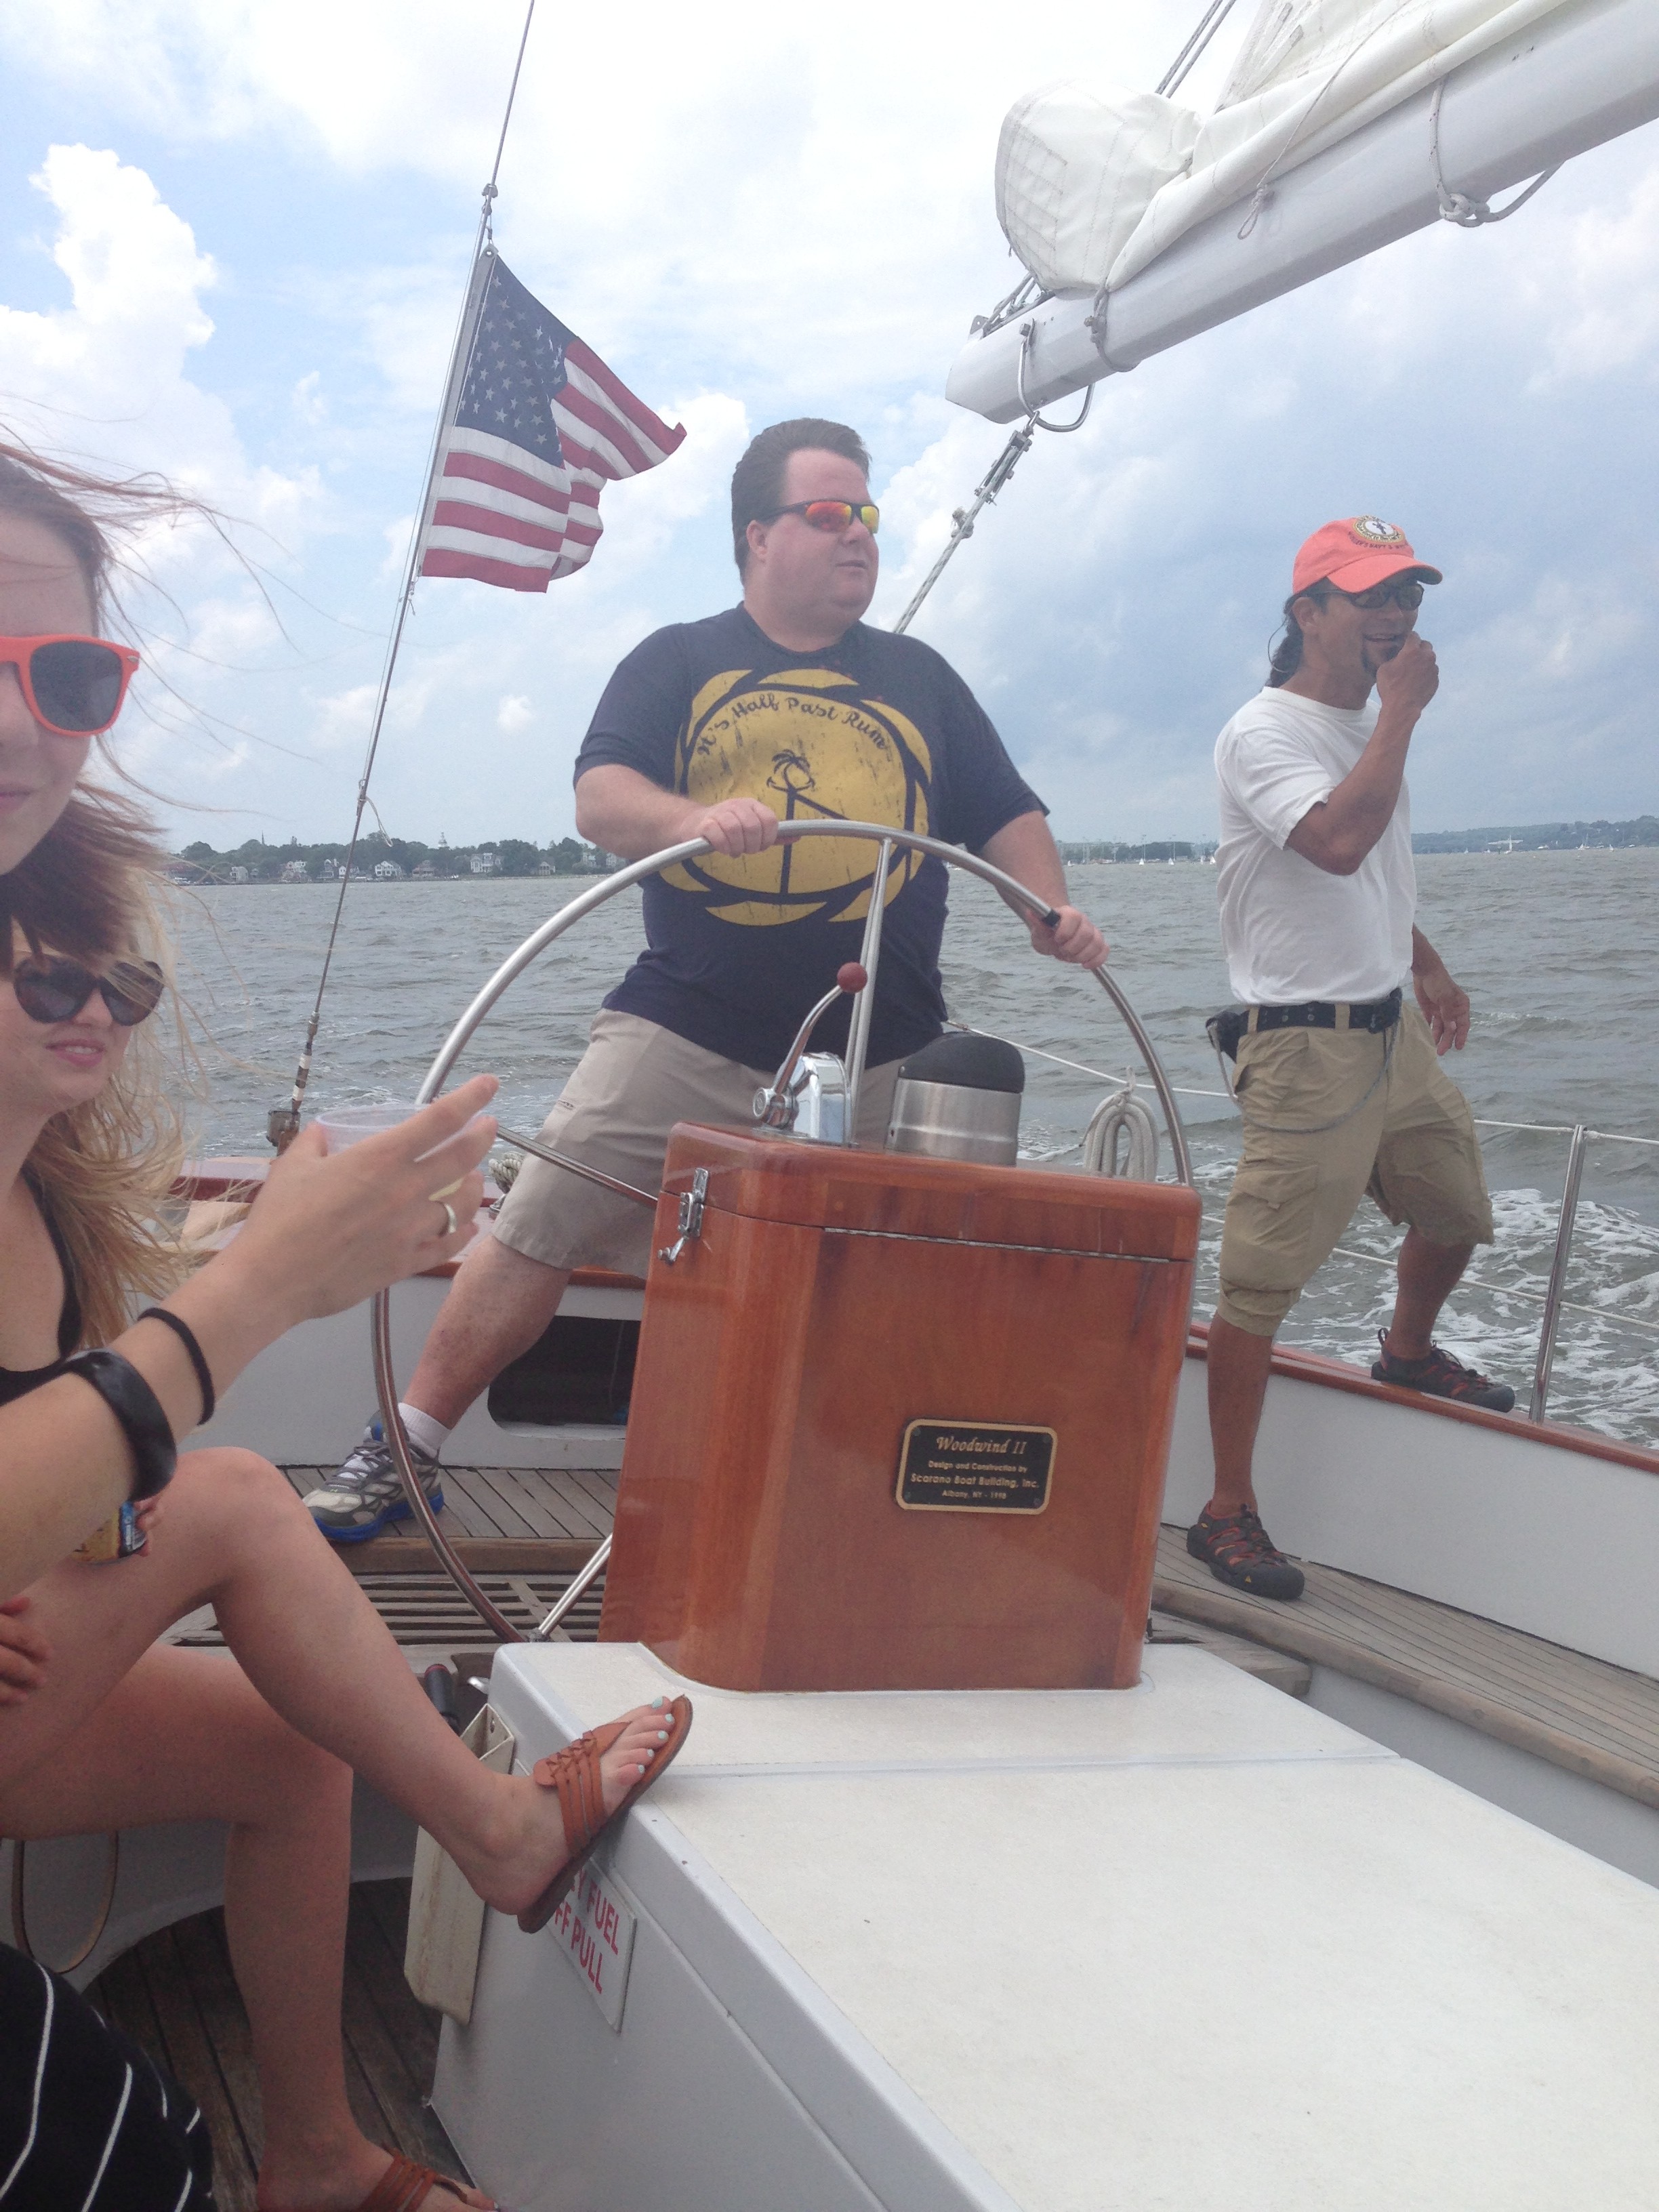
xmin=517 ymin=1695 xmax=693 ymax=1933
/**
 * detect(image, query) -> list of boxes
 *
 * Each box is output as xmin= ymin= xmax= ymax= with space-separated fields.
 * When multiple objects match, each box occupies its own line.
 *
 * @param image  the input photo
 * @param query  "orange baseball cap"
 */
xmin=1292 ymin=516 xmax=1443 ymax=596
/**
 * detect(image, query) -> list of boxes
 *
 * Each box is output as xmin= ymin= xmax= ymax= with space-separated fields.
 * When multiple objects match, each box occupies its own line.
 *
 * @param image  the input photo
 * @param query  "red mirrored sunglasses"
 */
xmin=0 ymin=635 xmax=141 ymax=737
xmin=762 ymin=500 xmax=880 ymax=535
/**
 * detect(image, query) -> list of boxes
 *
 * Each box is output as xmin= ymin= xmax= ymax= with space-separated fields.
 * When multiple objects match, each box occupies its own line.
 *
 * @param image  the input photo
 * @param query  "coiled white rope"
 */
xmin=1081 ymin=1072 xmax=1161 ymax=1181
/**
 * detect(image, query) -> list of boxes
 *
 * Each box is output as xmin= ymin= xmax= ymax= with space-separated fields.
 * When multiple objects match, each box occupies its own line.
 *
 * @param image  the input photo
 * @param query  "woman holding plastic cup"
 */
xmin=0 ymin=441 xmax=688 ymax=2212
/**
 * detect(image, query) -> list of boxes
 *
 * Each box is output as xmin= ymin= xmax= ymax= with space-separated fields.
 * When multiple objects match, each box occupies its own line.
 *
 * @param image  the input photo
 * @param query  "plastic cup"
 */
xmin=314 ymin=1102 xmax=425 ymax=1153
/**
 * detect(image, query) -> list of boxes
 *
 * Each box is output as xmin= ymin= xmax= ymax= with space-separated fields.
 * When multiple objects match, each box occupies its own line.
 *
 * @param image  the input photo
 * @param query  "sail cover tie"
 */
xmin=1429 ymin=74 xmax=1559 ymax=226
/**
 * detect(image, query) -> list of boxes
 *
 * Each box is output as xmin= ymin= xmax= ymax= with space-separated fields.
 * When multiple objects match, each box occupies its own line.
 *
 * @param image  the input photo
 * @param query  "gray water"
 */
xmin=171 ymin=848 xmax=1659 ymax=1450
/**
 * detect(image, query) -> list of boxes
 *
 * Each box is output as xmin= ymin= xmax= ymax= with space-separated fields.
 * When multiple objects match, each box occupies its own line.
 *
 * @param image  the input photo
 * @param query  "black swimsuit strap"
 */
xmin=0 ymin=1174 xmax=84 ymax=1405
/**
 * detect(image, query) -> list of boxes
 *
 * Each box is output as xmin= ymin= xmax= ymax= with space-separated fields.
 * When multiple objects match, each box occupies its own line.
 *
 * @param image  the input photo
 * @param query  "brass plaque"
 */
xmin=895 ymin=1420 xmax=1055 ymax=1514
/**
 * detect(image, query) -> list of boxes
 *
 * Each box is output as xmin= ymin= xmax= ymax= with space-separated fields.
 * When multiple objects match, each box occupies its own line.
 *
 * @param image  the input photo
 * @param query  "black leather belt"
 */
xmin=1249 ymin=987 xmax=1402 ymax=1036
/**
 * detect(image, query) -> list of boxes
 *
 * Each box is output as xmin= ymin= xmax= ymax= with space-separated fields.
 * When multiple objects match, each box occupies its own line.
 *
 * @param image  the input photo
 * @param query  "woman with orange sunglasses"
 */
xmin=0 ymin=441 xmax=689 ymax=2212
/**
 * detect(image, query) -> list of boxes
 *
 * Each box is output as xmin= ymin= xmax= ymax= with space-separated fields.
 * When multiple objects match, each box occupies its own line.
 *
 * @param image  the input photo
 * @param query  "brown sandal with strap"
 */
xmin=517 ymin=1694 xmax=693 ymax=1932
xmin=275 ymin=2148 xmax=492 ymax=2212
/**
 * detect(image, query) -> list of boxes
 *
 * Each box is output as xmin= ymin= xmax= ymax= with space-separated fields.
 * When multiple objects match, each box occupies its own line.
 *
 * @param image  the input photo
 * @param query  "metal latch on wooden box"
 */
xmin=657 ymin=1168 xmax=708 ymax=1266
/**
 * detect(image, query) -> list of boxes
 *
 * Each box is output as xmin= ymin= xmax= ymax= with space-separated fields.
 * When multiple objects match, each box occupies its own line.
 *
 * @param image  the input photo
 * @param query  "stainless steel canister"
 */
xmin=886 ymin=1032 xmax=1024 ymax=1167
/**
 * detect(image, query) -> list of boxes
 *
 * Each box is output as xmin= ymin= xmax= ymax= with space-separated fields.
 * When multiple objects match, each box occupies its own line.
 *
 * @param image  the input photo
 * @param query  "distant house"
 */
xmin=228 ymin=865 xmax=251 ymax=884
xmin=412 ymin=859 xmax=436 ymax=879
xmin=373 ymin=860 xmax=405 ymax=881
xmin=470 ymin=851 xmax=501 ymax=876
xmin=280 ymin=860 xmax=310 ymax=883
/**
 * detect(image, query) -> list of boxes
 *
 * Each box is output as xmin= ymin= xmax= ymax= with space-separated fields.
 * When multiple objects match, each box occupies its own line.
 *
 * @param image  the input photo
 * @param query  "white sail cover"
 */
xmin=996 ymin=83 xmax=1199 ymax=296
xmin=996 ymin=0 xmax=1571 ymax=297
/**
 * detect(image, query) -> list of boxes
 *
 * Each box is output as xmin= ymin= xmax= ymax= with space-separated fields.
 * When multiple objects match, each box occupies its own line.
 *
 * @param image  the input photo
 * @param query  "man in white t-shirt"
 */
xmin=1191 ymin=516 xmax=1511 ymax=1604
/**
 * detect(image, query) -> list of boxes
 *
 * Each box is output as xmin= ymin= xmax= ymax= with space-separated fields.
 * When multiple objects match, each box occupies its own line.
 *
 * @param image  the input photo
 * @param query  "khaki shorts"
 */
xmin=492 ymin=1008 xmax=904 ymax=1279
xmin=1216 ymin=1001 xmax=1494 ymax=1338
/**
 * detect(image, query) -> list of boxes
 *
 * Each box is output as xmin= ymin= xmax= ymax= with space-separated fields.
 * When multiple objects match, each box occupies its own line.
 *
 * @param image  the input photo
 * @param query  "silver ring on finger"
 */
xmin=434 ymin=1197 xmax=458 ymax=1238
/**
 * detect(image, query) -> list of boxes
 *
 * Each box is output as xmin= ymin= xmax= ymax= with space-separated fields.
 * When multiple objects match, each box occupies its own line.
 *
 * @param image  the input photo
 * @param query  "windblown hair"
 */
xmin=730 ymin=418 xmax=872 ymax=574
xmin=0 ymin=438 xmax=193 ymax=1346
xmin=0 ymin=440 xmax=196 ymax=625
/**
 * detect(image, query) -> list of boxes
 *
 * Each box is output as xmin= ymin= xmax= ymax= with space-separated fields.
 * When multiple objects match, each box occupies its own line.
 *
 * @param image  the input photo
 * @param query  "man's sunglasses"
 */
xmin=762 ymin=500 xmax=880 ymax=535
xmin=0 ymin=635 xmax=141 ymax=737
xmin=1321 ymin=579 xmax=1427 ymax=611
xmin=13 ymin=956 xmax=165 ymax=1027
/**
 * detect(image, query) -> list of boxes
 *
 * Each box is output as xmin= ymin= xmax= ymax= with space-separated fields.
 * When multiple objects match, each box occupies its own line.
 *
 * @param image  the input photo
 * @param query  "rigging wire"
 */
xmin=267 ymin=0 xmax=538 ymax=1149
xmin=890 ymin=424 xmax=1035 ymax=637
xmin=1158 ymin=0 xmax=1246 ymax=98
xmin=903 ymin=0 xmax=1253 ymax=638
xmin=890 ymin=320 xmax=1089 ymax=635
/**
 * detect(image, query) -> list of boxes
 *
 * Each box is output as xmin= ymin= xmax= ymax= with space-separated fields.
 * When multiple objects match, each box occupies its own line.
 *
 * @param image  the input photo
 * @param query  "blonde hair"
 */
xmin=0 ymin=437 xmax=203 ymax=1347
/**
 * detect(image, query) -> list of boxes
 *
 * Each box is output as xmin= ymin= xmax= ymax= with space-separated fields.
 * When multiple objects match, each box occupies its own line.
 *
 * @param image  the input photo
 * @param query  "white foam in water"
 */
xmin=172 ymin=850 xmax=1659 ymax=1452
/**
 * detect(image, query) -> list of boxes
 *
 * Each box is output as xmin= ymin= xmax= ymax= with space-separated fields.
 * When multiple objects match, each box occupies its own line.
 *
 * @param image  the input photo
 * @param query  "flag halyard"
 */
xmin=417 ymin=253 xmax=684 ymax=592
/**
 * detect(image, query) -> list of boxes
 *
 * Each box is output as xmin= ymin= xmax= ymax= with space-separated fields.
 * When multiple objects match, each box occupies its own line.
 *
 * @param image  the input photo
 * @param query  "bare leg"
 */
xmin=1204 ymin=1313 xmax=1277 ymax=1519
xmin=0 ymin=1464 xmax=676 ymax=2207
xmin=0 ymin=1647 xmax=491 ymax=2211
xmin=1381 ymin=1229 xmax=1475 ymax=1361
xmin=405 ymin=1232 xmax=570 ymax=1429
xmin=0 ymin=1452 xmax=671 ymax=1914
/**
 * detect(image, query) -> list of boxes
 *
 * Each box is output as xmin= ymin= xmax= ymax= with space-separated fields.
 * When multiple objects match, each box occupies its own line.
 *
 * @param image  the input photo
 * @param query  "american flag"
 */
xmin=417 ymin=253 xmax=685 ymax=592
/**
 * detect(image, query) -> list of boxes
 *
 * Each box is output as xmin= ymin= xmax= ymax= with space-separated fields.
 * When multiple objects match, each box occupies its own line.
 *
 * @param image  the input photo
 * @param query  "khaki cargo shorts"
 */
xmin=492 ymin=1008 xmax=904 ymax=1279
xmin=1216 ymin=1001 xmax=1493 ymax=1338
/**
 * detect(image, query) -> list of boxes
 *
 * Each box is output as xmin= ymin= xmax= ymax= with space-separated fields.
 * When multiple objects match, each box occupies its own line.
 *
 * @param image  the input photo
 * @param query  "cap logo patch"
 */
xmin=1351 ymin=516 xmax=1405 ymax=545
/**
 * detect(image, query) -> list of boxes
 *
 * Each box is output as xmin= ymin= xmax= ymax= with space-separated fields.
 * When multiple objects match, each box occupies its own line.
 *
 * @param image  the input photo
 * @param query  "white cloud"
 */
xmin=5 ymin=8 xmax=1659 ymax=844
xmin=496 ymin=693 xmax=532 ymax=733
xmin=3 ymin=3 xmax=1211 ymax=411
xmin=0 ymin=143 xmax=321 ymax=556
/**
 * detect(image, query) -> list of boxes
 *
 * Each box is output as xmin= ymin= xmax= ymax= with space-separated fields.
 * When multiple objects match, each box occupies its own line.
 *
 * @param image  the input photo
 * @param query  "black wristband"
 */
xmin=63 ymin=1349 xmax=178 ymax=1500
xmin=136 ymin=1306 xmax=216 ymax=1426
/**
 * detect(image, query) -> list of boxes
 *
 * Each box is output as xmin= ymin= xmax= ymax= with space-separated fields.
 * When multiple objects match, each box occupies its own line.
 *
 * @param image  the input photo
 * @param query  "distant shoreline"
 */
xmin=167 ymin=813 xmax=1657 ymax=884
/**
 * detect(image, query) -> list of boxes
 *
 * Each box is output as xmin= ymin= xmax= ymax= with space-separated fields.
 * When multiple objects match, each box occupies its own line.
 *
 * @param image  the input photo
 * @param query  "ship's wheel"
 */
xmin=371 ymin=821 xmax=1193 ymax=1641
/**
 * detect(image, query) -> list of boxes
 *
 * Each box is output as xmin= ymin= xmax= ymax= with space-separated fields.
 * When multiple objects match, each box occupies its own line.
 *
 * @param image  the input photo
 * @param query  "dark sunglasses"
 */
xmin=13 ymin=956 xmax=165 ymax=1027
xmin=762 ymin=499 xmax=880 ymax=535
xmin=0 ymin=635 xmax=141 ymax=737
xmin=1326 ymin=579 xmax=1427 ymax=611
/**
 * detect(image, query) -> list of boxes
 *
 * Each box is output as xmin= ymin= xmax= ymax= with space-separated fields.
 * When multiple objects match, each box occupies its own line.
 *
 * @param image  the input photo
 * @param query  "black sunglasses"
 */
xmin=1313 ymin=579 xmax=1427 ymax=611
xmin=12 ymin=956 xmax=165 ymax=1027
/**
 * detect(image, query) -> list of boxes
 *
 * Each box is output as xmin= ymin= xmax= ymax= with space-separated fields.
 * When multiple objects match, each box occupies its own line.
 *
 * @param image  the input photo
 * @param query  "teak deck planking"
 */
xmin=87 ymin=1880 xmax=467 ymax=2212
xmin=279 ymin=1461 xmax=617 ymax=1574
xmin=1153 ymin=1525 xmax=1659 ymax=1808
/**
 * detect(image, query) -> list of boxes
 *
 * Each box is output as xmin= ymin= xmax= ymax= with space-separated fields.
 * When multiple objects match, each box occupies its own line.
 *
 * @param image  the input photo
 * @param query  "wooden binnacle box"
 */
xmin=598 ymin=1124 xmax=1200 ymax=1691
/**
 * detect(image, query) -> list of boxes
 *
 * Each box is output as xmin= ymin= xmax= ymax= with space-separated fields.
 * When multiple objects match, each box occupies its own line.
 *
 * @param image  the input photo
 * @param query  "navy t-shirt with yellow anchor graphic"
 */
xmin=574 ymin=605 xmax=1043 ymax=1070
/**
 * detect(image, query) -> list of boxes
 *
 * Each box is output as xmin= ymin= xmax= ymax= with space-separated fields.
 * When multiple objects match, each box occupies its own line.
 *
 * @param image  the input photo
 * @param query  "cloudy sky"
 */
xmin=1 ymin=0 xmax=1656 ymax=851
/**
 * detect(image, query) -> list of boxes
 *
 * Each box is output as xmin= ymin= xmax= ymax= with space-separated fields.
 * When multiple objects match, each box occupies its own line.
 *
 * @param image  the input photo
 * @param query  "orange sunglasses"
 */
xmin=0 ymin=634 xmax=140 ymax=737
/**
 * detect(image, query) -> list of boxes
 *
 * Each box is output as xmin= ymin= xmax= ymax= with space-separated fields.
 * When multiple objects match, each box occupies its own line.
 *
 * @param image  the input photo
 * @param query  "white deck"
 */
xmin=436 ymin=1643 xmax=1659 ymax=2211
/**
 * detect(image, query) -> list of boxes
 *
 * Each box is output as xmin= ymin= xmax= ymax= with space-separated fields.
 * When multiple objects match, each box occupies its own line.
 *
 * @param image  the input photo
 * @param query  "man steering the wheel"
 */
xmin=308 ymin=417 xmax=1104 ymax=1540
